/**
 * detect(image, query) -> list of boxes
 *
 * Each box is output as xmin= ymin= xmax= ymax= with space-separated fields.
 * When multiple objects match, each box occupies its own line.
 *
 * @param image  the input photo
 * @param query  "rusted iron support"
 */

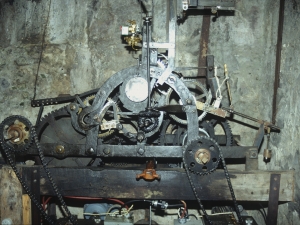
xmin=198 ymin=11 xmax=211 ymax=84
xmin=272 ymin=0 xmax=285 ymax=124
xmin=267 ymin=174 xmax=281 ymax=225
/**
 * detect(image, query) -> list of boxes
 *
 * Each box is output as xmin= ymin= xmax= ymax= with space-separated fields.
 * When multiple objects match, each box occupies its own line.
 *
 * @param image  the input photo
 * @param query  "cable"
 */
xmin=188 ymin=214 xmax=198 ymax=220
xmin=32 ymin=0 xmax=51 ymax=100
xmin=63 ymin=196 xmax=125 ymax=207
xmin=119 ymin=200 xmax=152 ymax=215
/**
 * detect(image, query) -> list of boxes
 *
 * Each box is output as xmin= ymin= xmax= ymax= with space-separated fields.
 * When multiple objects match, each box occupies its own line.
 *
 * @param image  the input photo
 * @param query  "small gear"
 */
xmin=184 ymin=136 xmax=220 ymax=175
xmin=0 ymin=115 xmax=33 ymax=153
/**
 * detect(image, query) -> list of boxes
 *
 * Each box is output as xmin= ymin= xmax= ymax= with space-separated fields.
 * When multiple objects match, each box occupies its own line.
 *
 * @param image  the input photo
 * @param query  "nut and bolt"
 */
xmin=137 ymin=132 xmax=145 ymax=142
xmin=245 ymin=218 xmax=253 ymax=224
xmin=70 ymin=104 xmax=76 ymax=111
xmin=186 ymin=99 xmax=192 ymax=104
xmin=103 ymin=148 xmax=111 ymax=155
xmin=116 ymin=123 xmax=123 ymax=130
xmin=55 ymin=145 xmax=65 ymax=154
xmin=208 ymin=66 xmax=214 ymax=71
xmin=87 ymin=147 xmax=95 ymax=154
xmin=137 ymin=148 xmax=145 ymax=155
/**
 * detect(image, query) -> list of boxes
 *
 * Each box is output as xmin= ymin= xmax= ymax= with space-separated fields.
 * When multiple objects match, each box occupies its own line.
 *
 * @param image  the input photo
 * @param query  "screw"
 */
xmin=186 ymin=99 xmax=192 ymax=104
xmin=137 ymin=132 xmax=145 ymax=142
xmin=137 ymin=148 xmax=145 ymax=155
xmin=116 ymin=123 xmax=123 ymax=130
xmin=87 ymin=148 xmax=95 ymax=154
xmin=70 ymin=104 xmax=76 ymax=111
xmin=103 ymin=148 xmax=110 ymax=155
xmin=55 ymin=145 xmax=65 ymax=154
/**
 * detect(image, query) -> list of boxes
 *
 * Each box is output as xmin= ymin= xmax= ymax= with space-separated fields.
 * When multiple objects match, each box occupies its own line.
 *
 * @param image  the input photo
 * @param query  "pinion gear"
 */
xmin=184 ymin=136 xmax=220 ymax=175
xmin=0 ymin=115 xmax=33 ymax=153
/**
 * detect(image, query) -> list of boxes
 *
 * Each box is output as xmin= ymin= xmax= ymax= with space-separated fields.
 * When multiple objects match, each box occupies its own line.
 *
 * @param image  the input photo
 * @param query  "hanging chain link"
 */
xmin=183 ymin=137 xmax=244 ymax=224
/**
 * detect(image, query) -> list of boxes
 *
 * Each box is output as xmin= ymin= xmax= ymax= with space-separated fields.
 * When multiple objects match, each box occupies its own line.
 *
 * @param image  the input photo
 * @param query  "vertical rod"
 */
xmin=272 ymin=0 xmax=285 ymax=124
xmin=146 ymin=17 xmax=151 ymax=108
xmin=149 ymin=204 xmax=152 ymax=225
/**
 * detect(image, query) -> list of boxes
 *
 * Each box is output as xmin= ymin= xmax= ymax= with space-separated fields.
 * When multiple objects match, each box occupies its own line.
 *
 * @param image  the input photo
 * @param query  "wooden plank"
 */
xmin=22 ymin=194 xmax=32 ymax=225
xmin=19 ymin=166 xmax=294 ymax=202
xmin=0 ymin=167 xmax=23 ymax=224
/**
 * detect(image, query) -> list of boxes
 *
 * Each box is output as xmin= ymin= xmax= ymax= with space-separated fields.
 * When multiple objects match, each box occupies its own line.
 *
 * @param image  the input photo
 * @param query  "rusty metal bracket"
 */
xmin=267 ymin=174 xmax=281 ymax=225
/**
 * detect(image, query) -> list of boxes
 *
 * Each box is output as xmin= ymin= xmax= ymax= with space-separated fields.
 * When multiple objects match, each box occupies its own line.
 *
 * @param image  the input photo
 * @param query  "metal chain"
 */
xmin=0 ymin=142 xmax=55 ymax=224
xmin=219 ymin=145 xmax=244 ymax=224
xmin=182 ymin=139 xmax=214 ymax=225
xmin=31 ymin=127 xmax=78 ymax=225
xmin=183 ymin=138 xmax=244 ymax=224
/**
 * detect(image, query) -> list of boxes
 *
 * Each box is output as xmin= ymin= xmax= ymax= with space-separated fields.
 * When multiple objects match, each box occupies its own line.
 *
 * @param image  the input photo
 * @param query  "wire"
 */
xmin=32 ymin=0 xmax=52 ymax=100
xmin=63 ymin=196 xmax=125 ymax=207
xmin=119 ymin=200 xmax=152 ymax=215
xmin=42 ymin=196 xmax=52 ymax=211
xmin=180 ymin=200 xmax=187 ymax=218
xmin=258 ymin=203 xmax=267 ymax=224
xmin=188 ymin=214 xmax=198 ymax=220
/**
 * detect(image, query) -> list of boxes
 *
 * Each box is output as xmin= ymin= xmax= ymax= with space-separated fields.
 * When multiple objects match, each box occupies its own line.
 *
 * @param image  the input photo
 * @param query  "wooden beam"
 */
xmin=22 ymin=194 xmax=32 ymax=225
xmin=0 ymin=167 xmax=23 ymax=224
xmin=19 ymin=166 xmax=294 ymax=202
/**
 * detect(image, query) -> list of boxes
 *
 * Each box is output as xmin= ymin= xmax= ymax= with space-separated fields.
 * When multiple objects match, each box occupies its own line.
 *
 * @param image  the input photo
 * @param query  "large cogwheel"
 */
xmin=0 ymin=115 xmax=33 ymax=153
xmin=165 ymin=79 xmax=212 ymax=125
xmin=184 ymin=136 xmax=221 ymax=175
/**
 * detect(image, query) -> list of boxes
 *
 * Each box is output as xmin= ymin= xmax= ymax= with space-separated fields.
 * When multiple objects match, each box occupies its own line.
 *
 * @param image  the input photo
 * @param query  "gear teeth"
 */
xmin=0 ymin=115 xmax=33 ymax=153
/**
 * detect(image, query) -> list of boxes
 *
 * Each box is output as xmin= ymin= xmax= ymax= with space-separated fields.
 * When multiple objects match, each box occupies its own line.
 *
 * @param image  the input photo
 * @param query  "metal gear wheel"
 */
xmin=0 ymin=115 xmax=33 ymax=153
xmin=184 ymin=136 xmax=220 ymax=175
xmin=165 ymin=79 xmax=212 ymax=124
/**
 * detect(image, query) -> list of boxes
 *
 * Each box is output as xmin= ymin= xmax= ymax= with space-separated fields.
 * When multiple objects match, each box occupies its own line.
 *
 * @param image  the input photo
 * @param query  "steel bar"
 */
xmin=267 ymin=174 xmax=281 ymax=225
xmin=272 ymin=0 xmax=285 ymax=124
xmin=19 ymin=166 xmax=294 ymax=202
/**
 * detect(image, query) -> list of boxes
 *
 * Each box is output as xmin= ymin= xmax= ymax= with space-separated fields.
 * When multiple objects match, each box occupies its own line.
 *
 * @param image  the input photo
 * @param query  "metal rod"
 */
xmin=272 ymin=0 xmax=285 ymax=124
xmin=222 ymin=106 xmax=280 ymax=130
xmin=145 ymin=17 xmax=151 ymax=108
xmin=149 ymin=204 xmax=152 ymax=225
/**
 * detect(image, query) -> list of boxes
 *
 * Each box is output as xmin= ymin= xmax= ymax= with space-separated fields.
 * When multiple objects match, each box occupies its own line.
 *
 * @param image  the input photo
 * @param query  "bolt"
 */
xmin=103 ymin=148 xmax=110 ymax=155
xmin=245 ymin=217 xmax=253 ymax=224
xmin=116 ymin=123 xmax=123 ymax=130
xmin=198 ymin=152 xmax=209 ymax=164
xmin=87 ymin=147 xmax=95 ymax=154
xmin=55 ymin=145 xmax=65 ymax=154
xmin=209 ymin=66 xmax=213 ymax=71
xmin=186 ymin=99 xmax=192 ymax=104
xmin=70 ymin=104 xmax=76 ymax=111
xmin=137 ymin=132 xmax=145 ymax=142
xmin=137 ymin=148 xmax=145 ymax=155
xmin=151 ymin=49 xmax=156 ymax=54
xmin=33 ymin=179 xmax=37 ymax=183
xmin=33 ymin=170 xmax=37 ymax=173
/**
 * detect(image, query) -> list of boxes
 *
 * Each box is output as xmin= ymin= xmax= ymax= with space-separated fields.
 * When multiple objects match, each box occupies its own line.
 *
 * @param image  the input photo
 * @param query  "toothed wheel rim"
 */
xmin=165 ymin=79 xmax=212 ymax=124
